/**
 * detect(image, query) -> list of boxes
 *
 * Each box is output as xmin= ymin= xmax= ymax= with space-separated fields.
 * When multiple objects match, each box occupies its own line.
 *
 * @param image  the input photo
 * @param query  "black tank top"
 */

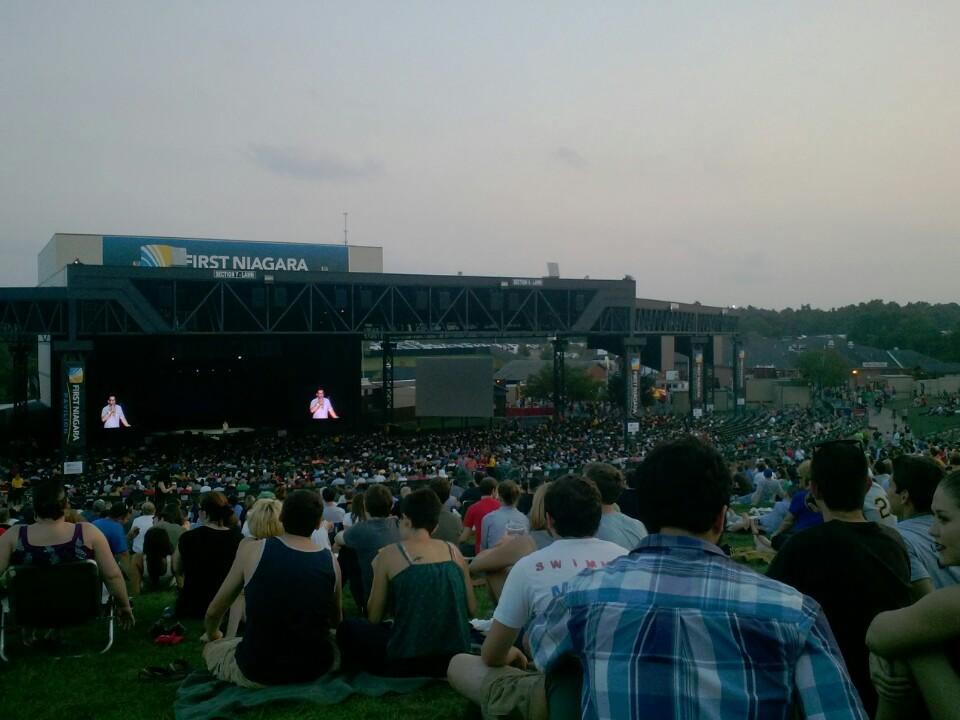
xmin=235 ymin=537 xmax=337 ymax=684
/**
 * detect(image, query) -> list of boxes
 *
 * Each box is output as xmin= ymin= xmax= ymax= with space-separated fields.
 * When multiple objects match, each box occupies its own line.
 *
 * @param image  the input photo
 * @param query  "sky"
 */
xmin=2 ymin=1 xmax=959 ymax=309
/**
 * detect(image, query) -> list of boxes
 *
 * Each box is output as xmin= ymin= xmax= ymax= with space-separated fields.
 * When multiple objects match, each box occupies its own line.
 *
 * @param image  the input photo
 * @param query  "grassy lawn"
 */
xmin=1 ymin=544 xmax=775 ymax=720
xmin=1 ymin=587 xmax=491 ymax=720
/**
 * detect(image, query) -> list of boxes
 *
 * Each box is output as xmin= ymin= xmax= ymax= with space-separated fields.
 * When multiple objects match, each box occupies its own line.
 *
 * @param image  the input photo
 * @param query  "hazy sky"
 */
xmin=2 ymin=2 xmax=958 ymax=309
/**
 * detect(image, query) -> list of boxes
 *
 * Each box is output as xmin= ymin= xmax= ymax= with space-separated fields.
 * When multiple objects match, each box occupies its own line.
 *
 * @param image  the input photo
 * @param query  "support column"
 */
xmin=552 ymin=337 xmax=567 ymax=421
xmin=10 ymin=339 xmax=29 ymax=430
xmin=382 ymin=337 xmax=394 ymax=427
xmin=733 ymin=337 xmax=746 ymax=414
xmin=660 ymin=335 xmax=675 ymax=377
xmin=690 ymin=336 xmax=707 ymax=419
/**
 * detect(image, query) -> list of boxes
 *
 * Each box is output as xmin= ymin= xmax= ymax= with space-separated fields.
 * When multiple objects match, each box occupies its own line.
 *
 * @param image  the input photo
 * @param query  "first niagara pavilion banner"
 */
xmin=63 ymin=360 xmax=86 ymax=449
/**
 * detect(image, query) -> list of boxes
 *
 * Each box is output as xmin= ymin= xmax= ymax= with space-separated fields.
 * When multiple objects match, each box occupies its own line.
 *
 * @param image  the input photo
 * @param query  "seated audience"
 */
xmin=340 ymin=484 xmax=400 ymax=609
xmin=173 ymin=491 xmax=242 ymax=619
xmin=887 ymin=455 xmax=960 ymax=597
xmin=587 ymin=462 xmax=647 ymax=551
xmin=141 ymin=526 xmax=175 ymax=592
xmin=127 ymin=501 xmax=156 ymax=596
xmin=867 ymin=470 xmax=960 ymax=720
xmin=202 ymin=489 xmax=341 ymax=687
xmin=469 ymin=482 xmax=553 ymax=601
xmin=526 ymin=437 xmax=866 ymax=720
xmin=428 ymin=477 xmax=463 ymax=544
xmin=480 ymin=480 xmax=529 ymax=550
xmin=768 ymin=459 xmax=823 ymax=549
xmin=338 ymin=489 xmax=475 ymax=677
xmin=448 ymin=475 xmax=625 ymax=720
xmin=768 ymin=439 xmax=911 ymax=715
xmin=460 ymin=477 xmax=500 ymax=554
xmin=0 ymin=479 xmax=135 ymax=630
xmin=227 ymin=498 xmax=284 ymax=637
xmin=93 ymin=502 xmax=131 ymax=576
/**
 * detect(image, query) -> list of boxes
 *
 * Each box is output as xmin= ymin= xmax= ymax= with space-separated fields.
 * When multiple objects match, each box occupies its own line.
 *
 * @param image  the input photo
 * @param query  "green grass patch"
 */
xmin=0 ymin=586 xmax=492 ymax=720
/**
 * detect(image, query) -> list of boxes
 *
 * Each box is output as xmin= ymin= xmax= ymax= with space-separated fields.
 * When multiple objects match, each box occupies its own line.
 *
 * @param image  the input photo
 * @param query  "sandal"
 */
xmin=138 ymin=660 xmax=191 ymax=682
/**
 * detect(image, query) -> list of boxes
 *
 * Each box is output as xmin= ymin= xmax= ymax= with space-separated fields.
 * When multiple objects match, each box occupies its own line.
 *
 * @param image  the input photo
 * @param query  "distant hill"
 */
xmin=737 ymin=301 xmax=960 ymax=363
xmin=742 ymin=333 xmax=960 ymax=375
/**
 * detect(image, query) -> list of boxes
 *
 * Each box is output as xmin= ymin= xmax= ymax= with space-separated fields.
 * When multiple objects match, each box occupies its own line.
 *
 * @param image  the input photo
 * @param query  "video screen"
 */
xmin=309 ymin=387 xmax=339 ymax=420
xmin=100 ymin=395 xmax=131 ymax=429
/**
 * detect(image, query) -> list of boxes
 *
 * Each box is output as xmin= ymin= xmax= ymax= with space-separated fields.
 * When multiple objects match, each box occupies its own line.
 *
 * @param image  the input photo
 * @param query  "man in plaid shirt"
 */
xmin=527 ymin=436 xmax=867 ymax=720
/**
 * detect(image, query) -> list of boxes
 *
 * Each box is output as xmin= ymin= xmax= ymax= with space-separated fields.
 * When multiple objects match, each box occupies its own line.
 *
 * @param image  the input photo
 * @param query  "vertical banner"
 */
xmin=692 ymin=348 xmax=705 ymax=408
xmin=705 ymin=364 xmax=715 ymax=412
xmin=630 ymin=356 xmax=641 ymax=416
xmin=63 ymin=359 xmax=86 ymax=450
xmin=736 ymin=349 xmax=746 ymax=407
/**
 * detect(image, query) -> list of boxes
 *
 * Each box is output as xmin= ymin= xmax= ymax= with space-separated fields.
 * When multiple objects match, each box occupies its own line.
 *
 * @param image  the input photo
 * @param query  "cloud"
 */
xmin=551 ymin=146 xmax=588 ymax=169
xmin=247 ymin=144 xmax=383 ymax=181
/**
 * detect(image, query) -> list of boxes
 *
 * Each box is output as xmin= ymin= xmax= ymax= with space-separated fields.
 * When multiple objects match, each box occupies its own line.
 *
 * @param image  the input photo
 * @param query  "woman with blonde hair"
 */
xmin=468 ymin=481 xmax=553 ymax=601
xmin=244 ymin=499 xmax=284 ymax=541
xmin=228 ymin=498 xmax=283 ymax=637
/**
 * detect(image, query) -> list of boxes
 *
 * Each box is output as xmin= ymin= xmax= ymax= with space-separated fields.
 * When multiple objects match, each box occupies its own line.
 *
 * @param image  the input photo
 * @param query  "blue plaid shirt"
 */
xmin=528 ymin=534 xmax=867 ymax=720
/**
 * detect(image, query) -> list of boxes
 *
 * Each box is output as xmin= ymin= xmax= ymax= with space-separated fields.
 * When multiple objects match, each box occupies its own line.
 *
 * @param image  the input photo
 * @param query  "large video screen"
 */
xmin=415 ymin=357 xmax=494 ymax=418
xmin=83 ymin=334 xmax=360 ymax=432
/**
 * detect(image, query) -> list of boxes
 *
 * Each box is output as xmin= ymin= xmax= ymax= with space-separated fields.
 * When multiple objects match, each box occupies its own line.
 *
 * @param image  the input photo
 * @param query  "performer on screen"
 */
xmin=309 ymin=388 xmax=338 ymax=420
xmin=101 ymin=394 xmax=131 ymax=428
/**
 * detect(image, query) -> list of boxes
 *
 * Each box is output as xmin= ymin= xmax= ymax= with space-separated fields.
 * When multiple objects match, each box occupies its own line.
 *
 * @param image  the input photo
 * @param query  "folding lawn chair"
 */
xmin=0 ymin=559 xmax=114 ymax=661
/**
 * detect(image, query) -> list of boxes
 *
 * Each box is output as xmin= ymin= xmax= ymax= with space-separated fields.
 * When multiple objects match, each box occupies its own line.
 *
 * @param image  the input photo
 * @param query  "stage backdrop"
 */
xmin=84 ymin=334 xmax=360 ymax=433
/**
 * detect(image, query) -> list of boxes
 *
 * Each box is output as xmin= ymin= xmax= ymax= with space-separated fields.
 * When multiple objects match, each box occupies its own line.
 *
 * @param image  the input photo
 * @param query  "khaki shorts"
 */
xmin=480 ymin=666 xmax=546 ymax=720
xmin=203 ymin=637 xmax=265 ymax=689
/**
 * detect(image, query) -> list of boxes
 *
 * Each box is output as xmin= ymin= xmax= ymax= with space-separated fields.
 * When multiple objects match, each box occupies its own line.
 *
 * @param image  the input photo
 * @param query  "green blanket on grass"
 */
xmin=174 ymin=670 xmax=436 ymax=720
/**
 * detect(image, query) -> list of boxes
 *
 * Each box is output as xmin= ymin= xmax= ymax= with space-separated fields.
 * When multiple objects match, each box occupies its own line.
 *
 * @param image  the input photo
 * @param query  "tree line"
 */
xmin=738 ymin=300 xmax=960 ymax=361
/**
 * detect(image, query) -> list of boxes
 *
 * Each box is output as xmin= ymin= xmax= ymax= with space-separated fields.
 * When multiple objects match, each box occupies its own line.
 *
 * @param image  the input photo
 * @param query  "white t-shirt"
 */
xmin=130 ymin=513 xmax=155 ymax=554
xmin=310 ymin=397 xmax=335 ymax=419
xmin=864 ymin=481 xmax=897 ymax=527
xmin=101 ymin=404 xmax=126 ymax=428
xmin=310 ymin=528 xmax=332 ymax=550
xmin=493 ymin=537 xmax=626 ymax=630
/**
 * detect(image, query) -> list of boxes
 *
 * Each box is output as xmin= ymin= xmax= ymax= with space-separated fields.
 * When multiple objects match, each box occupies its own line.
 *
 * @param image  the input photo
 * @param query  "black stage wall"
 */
xmin=66 ymin=334 xmax=361 ymax=436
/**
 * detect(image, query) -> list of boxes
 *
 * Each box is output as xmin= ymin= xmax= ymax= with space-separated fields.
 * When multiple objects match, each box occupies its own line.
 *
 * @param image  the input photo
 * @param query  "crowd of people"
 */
xmin=2 ymin=405 xmax=960 ymax=718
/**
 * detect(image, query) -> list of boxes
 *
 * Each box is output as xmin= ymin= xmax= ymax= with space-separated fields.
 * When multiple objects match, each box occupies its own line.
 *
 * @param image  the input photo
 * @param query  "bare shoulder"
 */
xmin=79 ymin=521 xmax=105 ymax=541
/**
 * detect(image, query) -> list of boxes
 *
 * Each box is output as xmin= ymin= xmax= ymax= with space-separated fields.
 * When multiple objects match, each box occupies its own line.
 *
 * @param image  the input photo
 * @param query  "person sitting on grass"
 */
xmin=480 ymin=480 xmax=529 ymax=550
xmin=468 ymin=482 xmax=553 ymax=602
xmin=526 ymin=437 xmax=867 ymax=720
xmin=428 ymin=477 xmax=462 ymax=544
xmin=460 ymin=477 xmax=500 ymax=555
xmin=587 ymin=463 xmax=647 ymax=551
xmin=141 ymin=525 xmax=175 ymax=592
xmin=867 ymin=470 xmax=960 ymax=720
xmin=202 ymin=489 xmax=342 ymax=687
xmin=226 ymin=498 xmax=285 ymax=637
xmin=339 ymin=484 xmax=399 ymax=610
xmin=448 ymin=475 xmax=626 ymax=720
xmin=337 ymin=488 xmax=475 ymax=677
xmin=173 ymin=491 xmax=242 ymax=619
xmin=0 ymin=478 xmax=136 ymax=632
xmin=127 ymin=500 xmax=156 ymax=596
